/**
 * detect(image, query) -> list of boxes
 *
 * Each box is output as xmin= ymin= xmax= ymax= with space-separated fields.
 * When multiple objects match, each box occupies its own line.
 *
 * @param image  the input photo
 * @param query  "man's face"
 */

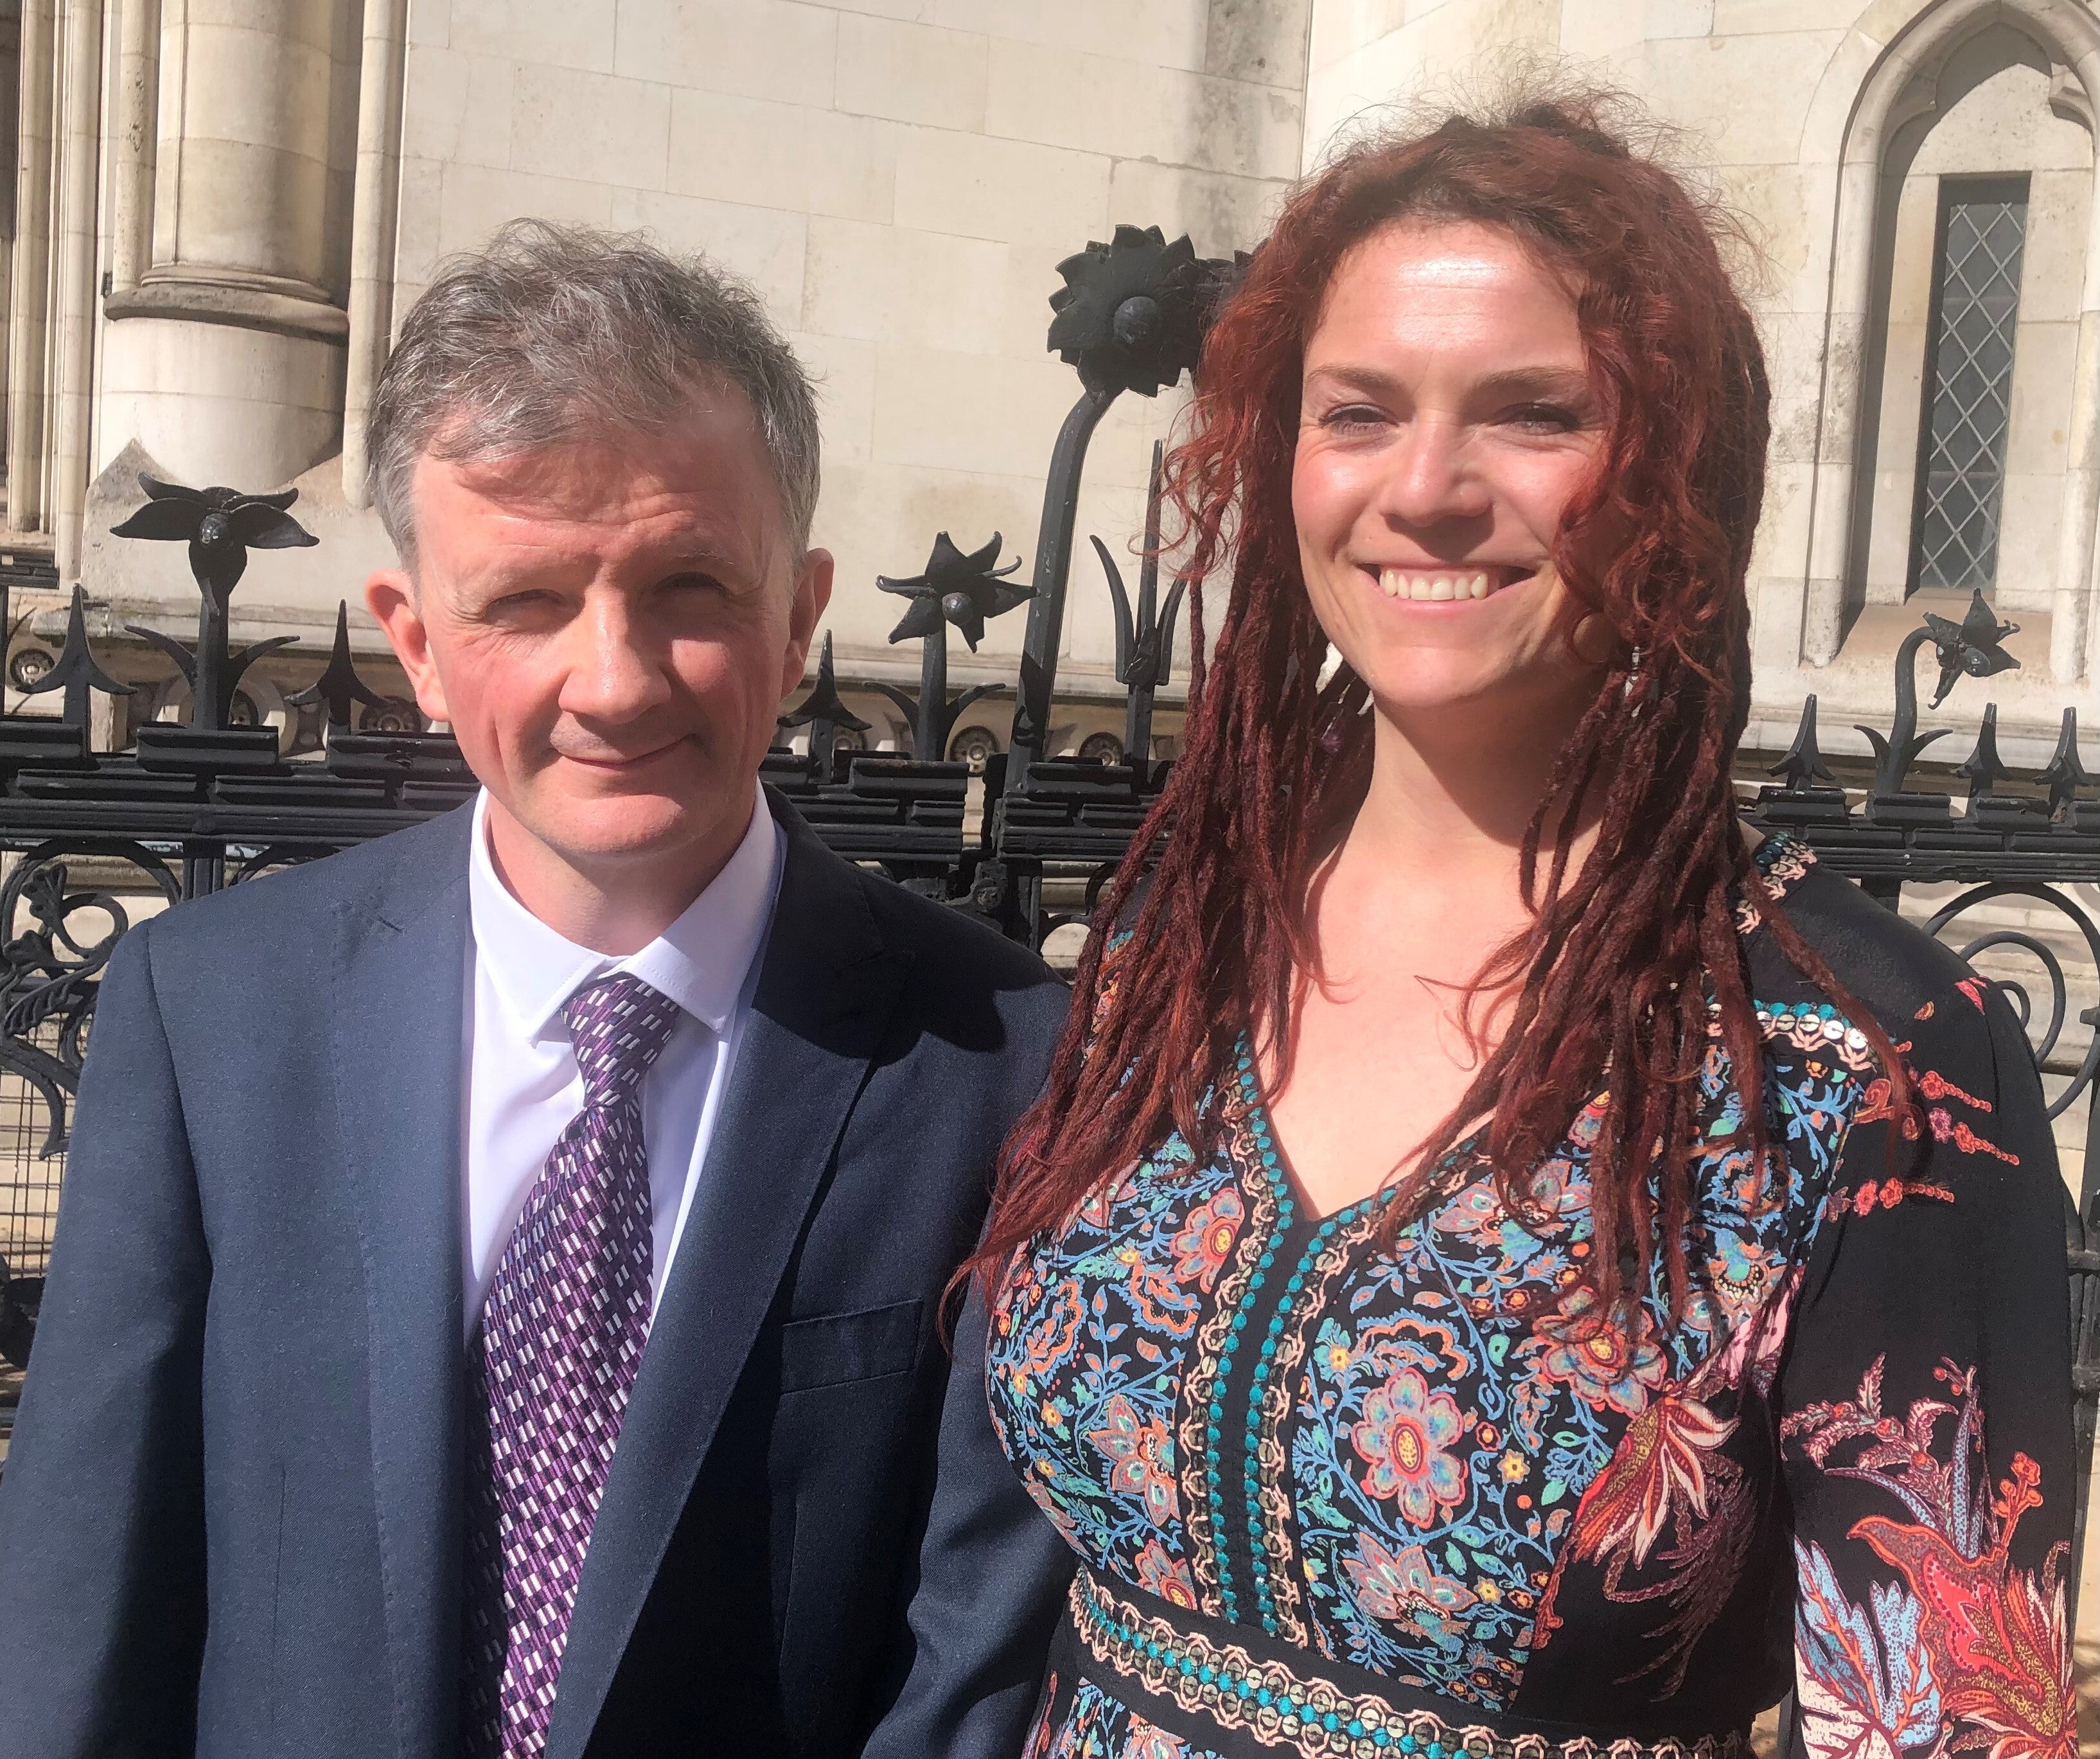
xmin=367 ymin=390 xmax=830 ymax=891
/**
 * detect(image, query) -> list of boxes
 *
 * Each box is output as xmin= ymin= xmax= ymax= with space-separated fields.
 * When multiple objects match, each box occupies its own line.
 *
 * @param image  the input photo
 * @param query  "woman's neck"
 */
xmin=1337 ymin=674 xmax=1607 ymax=895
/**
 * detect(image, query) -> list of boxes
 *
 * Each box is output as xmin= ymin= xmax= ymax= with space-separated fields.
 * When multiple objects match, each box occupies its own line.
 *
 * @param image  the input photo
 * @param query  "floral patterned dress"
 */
xmin=987 ymin=835 xmax=2077 ymax=1759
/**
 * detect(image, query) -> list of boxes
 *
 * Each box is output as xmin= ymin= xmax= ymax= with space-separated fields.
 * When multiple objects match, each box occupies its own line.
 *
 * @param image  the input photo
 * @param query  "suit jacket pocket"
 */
xmin=777 ymin=1297 xmax=922 ymax=1394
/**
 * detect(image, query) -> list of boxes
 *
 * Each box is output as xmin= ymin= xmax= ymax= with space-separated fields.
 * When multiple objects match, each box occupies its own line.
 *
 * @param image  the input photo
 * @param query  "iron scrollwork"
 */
xmin=0 ymin=846 xmax=174 ymax=1160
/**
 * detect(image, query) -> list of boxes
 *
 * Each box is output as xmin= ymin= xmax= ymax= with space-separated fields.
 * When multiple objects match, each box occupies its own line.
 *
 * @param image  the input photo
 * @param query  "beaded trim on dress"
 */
xmin=1063 ymin=1567 xmax=1752 ymax=1759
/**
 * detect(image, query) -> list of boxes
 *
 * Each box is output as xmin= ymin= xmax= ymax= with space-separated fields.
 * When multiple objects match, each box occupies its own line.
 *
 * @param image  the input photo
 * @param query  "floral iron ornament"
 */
xmin=1858 ymin=591 xmax=2021 ymax=804
xmin=880 ymin=531 xmax=1030 ymax=652
xmin=109 ymin=473 xmax=317 ymax=731
xmin=1004 ymin=225 xmax=1235 ymax=797
xmin=1047 ymin=224 xmax=1213 ymax=398
xmin=875 ymin=532 xmax=1029 ymax=761
xmin=1923 ymin=592 xmax=2021 ymax=708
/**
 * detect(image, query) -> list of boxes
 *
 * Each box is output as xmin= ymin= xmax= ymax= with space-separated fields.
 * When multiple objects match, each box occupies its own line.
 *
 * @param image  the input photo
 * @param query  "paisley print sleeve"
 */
xmin=1774 ymin=975 xmax=2076 ymax=1759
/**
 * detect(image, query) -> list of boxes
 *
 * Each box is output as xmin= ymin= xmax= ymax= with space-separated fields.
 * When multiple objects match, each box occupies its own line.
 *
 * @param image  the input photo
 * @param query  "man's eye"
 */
xmin=484 ymin=589 xmax=555 ymax=616
xmin=664 ymin=572 xmax=724 ymax=594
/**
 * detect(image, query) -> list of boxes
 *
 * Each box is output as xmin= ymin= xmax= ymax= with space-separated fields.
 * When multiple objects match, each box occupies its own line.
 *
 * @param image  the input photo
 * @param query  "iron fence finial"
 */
xmin=1957 ymin=702 xmax=2013 ymax=806
xmin=1770 ymin=694 xmax=1836 ymax=791
xmin=19 ymin=586 xmax=132 ymax=730
xmin=2040 ymin=709 xmax=2093 ymax=817
xmin=778 ymin=632 xmax=870 ymax=781
xmin=287 ymin=602 xmax=386 ymax=739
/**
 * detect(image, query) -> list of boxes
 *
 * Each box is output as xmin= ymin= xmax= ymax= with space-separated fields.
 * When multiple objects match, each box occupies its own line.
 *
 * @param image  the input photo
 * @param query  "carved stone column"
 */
xmin=7 ymin=0 xmax=55 ymax=533
xmin=99 ymin=0 xmax=360 ymax=492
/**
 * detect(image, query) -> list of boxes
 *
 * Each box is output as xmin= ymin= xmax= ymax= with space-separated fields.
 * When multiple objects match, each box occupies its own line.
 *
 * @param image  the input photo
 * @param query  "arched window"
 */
xmin=1798 ymin=0 xmax=2099 ymax=681
xmin=1853 ymin=26 xmax=2090 ymax=625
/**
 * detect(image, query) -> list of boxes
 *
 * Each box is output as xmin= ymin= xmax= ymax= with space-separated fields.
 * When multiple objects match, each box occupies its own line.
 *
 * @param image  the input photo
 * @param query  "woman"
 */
xmin=977 ymin=94 xmax=2078 ymax=1759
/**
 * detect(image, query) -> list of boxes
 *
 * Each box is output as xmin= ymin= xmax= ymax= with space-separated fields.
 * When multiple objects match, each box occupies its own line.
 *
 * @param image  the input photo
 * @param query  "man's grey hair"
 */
xmin=367 ymin=219 xmax=821 ymax=569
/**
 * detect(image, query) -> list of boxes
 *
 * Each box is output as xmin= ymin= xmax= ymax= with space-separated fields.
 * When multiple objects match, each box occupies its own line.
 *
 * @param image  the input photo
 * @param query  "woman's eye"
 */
xmin=1505 ymin=403 xmax=1583 ymax=434
xmin=1321 ymin=405 xmax=1390 ymax=434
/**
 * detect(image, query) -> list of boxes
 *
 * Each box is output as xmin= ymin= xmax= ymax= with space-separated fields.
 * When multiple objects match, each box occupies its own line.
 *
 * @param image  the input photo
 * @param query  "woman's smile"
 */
xmin=1357 ymin=562 xmax=1542 ymax=604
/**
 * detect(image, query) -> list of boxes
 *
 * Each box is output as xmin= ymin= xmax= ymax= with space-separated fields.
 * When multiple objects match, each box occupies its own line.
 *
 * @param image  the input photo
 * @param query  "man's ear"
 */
xmin=365 ymin=569 xmax=452 ymax=726
xmin=781 ymin=547 xmax=834 ymax=696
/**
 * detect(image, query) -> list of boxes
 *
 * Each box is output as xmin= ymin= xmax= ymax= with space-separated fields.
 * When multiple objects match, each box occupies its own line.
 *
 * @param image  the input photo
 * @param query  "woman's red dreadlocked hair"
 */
xmin=968 ymin=91 xmax=1910 ymax=1325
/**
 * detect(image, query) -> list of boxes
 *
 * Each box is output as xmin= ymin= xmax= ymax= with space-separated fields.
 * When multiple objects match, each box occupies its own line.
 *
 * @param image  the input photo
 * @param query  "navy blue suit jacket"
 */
xmin=0 ymin=791 xmax=1075 ymax=1758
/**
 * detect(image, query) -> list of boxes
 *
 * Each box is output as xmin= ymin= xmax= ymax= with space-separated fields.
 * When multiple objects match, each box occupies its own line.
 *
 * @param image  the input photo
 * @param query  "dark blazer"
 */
xmin=0 ymin=791 xmax=1075 ymax=1759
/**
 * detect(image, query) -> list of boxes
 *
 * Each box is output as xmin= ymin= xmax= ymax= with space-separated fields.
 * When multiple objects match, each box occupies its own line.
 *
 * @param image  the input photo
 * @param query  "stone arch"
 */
xmin=1795 ymin=0 xmax=2100 ymax=680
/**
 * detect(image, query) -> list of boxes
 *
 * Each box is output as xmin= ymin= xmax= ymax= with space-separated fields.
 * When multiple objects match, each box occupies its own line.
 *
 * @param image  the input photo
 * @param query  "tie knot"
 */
xmin=561 ymin=973 xmax=680 ymax=1108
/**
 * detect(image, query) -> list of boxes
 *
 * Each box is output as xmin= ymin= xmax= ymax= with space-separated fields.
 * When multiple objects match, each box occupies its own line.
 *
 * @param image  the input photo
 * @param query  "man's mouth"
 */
xmin=1367 ymin=564 xmax=1539 ymax=603
xmin=561 ymin=738 xmax=689 ymax=771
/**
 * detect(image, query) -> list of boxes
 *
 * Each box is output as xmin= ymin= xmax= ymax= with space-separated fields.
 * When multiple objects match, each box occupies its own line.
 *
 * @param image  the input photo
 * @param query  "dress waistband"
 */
xmin=1050 ymin=1565 xmax=1752 ymax=1759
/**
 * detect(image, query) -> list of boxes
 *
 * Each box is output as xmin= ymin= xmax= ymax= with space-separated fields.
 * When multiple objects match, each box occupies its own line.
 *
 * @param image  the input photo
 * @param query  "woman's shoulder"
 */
xmin=1745 ymin=833 xmax=2054 ymax=1204
xmin=1742 ymin=829 xmax=1990 ymax=1043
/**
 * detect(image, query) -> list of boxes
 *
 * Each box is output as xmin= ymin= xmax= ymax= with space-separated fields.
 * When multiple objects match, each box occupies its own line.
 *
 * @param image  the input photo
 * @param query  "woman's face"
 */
xmin=1293 ymin=220 xmax=1607 ymax=721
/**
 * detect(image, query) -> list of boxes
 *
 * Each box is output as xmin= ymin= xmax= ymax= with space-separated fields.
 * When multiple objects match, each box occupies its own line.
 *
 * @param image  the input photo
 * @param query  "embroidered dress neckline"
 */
xmin=1230 ymin=1041 xmax=1478 ymax=1230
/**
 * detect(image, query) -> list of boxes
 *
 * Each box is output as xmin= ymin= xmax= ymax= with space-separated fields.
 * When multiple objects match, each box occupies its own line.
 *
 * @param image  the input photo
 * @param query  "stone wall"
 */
xmin=369 ymin=0 xmax=1314 ymax=740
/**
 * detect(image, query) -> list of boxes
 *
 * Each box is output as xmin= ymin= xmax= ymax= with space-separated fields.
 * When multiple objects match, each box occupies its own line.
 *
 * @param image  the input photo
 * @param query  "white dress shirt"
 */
xmin=461 ymin=782 xmax=784 ymax=1333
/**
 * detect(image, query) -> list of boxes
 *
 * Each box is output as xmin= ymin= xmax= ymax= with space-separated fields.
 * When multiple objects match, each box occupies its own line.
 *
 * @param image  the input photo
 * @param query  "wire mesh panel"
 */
xmin=0 ymin=1027 xmax=68 ymax=1281
xmin=1910 ymin=178 xmax=2029 ymax=594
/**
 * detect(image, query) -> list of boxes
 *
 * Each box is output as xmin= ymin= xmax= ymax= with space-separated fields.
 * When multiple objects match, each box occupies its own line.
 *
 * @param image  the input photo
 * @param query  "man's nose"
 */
xmin=556 ymin=595 xmax=673 ymax=723
xmin=1372 ymin=416 xmax=1494 ymax=530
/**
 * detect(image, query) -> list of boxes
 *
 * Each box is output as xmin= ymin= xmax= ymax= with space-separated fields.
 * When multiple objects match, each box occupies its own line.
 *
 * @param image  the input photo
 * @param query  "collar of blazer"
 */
xmin=328 ymin=786 xmax=916 ymax=1759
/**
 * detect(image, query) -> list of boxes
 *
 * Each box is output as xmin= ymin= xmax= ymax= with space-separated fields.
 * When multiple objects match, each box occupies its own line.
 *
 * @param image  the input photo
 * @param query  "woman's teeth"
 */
xmin=1377 ymin=569 xmax=1496 ymax=602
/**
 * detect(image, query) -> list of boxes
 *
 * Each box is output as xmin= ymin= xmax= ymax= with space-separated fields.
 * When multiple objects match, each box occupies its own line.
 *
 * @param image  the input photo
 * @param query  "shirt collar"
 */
xmin=468 ymin=781 xmax=781 ymax=1045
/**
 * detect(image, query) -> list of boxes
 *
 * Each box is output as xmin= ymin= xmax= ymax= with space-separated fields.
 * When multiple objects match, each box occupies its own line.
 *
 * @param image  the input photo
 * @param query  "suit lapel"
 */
xmin=545 ymin=798 xmax=913 ymax=1759
xmin=330 ymin=808 xmax=473 ymax=1759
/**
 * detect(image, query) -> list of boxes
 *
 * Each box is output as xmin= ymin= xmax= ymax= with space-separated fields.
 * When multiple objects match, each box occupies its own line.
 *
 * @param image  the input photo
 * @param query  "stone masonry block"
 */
xmin=608 ymin=188 xmax=808 ymax=330
xmin=667 ymin=91 xmax=901 ymax=225
xmin=400 ymin=46 xmax=513 ymax=171
xmin=452 ymin=0 xmax=615 ymax=74
xmin=802 ymin=217 xmax=1012 ymax=354
xmin=892 ymin=127 xmax=1109 ymax=246
xmin=929 ymin=0 xmax=1207 ymax=76
xmin=613 ymin=0 xmax=837 ymax=108
xmin=509 ymin=64 xmax=671 ymax=189
xmin=985 ymin=37 xmax=1302 ymax=181
xmin=833 ymin=13 xmax=989 ymax=132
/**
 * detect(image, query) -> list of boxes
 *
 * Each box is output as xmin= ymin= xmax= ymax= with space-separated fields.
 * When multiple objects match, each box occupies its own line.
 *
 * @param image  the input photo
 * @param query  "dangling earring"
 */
xmin=1316 ymin=642 xmax=1349 ymax=752
xmin=1319 ymin=691 xmax=1349 ymax=752
xmin=1318 ymin=669 xmax=1371 ymax=752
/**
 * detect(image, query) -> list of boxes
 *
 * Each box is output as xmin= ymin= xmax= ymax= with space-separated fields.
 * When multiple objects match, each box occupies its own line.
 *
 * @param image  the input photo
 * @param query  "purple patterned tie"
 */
xmin=460 ymin=973 xmax=682 ymax=1759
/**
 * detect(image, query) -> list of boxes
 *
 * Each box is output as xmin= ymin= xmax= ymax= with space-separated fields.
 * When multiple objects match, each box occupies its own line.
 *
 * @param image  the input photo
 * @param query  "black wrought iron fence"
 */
xmin=0 ymin=224 xmax=2097 ymax=1618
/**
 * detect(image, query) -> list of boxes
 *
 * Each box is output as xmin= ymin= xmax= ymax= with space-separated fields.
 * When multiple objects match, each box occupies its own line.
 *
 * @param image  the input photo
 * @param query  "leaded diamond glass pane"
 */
xmin=1910 ymin=183 xmax=2027 ymax=594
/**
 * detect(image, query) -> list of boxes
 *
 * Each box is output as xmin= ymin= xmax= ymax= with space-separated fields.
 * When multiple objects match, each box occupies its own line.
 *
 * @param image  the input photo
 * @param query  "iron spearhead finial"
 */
xmin=1770 ymin=694 xmax=1835 ymax=790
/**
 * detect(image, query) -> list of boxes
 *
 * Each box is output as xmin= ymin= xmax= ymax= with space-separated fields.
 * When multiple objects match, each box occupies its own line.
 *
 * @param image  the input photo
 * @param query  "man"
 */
xmin=0 ymin=222 xmax=1072 ymax=1758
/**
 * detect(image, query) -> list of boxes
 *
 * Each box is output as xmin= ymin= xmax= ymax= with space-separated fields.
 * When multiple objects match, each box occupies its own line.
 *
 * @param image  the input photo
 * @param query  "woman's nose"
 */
xmin=1373 ymin=418 xmax=1494 ymax=529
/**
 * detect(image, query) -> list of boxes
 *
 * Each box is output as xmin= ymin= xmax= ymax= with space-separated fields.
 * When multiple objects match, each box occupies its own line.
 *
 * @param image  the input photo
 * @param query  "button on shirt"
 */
xmin=462 ymin=783 xmax=784 ymax=1333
